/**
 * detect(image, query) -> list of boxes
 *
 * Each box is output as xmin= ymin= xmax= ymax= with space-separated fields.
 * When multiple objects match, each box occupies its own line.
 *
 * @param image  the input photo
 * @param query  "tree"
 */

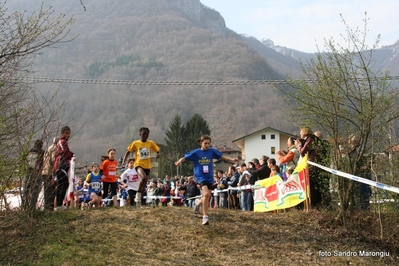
xmin=0 ymin=3 xmax=75 ymax=73
xmin=0 ymin=2 xmax=74 ymax=213
xmin=162 ymin=114 xmax=211 ymax=177
xmin=183 ymin=113 xmax=211 ymax=152
xmin=162 ymin=115 xmax=185 ymax=177
xmin=181 ymin=114 xmax=211 ymax=175
xmin=275 ymin=14 xmax=399 ymax=225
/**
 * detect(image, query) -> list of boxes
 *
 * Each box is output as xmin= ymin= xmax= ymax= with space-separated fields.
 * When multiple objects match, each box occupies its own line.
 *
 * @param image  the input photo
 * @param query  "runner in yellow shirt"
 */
xmin=123 ymin=127 xmax=160 ymax=204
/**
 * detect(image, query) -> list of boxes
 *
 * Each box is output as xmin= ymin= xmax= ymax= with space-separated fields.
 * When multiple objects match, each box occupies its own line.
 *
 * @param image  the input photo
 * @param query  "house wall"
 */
xmin=279 ymin=135 xmax=290 ymax=153
xmin=243 ymin=130 xmax=291 ymax=162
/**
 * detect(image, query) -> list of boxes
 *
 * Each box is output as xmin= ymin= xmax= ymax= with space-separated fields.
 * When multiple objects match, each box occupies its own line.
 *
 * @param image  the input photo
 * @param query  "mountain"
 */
xmin=239 ymin=35 xmax=303 ymax=77
xmin=242 ymin=35 xmax=399 ymax=76
xmin=259 ymin=38 xmax=315 ymax=62
xmin=7 ymin=0 xmax=297 ymax=163
xmin=6 ymin=0 xmax=399 ymax=165
xmin=372 ymin=40 xmax=399 ymax=75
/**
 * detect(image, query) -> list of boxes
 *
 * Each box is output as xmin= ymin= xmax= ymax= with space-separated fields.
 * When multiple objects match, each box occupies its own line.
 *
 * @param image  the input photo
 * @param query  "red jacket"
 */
xmin=54 ymin=138 xmax=74 ymax=173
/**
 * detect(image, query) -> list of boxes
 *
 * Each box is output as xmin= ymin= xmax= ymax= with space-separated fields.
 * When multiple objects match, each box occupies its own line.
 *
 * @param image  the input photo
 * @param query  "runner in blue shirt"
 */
xmin=175 ymin=134 xmax=238 ymax=225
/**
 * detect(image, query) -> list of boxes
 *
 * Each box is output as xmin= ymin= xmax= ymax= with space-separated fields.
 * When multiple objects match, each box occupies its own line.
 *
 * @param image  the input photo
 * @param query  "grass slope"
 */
xmin=0 ymin=207 xmax=397 ymax=265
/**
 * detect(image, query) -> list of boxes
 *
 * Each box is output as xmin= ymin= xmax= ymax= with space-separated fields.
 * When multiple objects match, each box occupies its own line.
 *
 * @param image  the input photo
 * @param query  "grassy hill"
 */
xmin=0 ymin=207 xmax=397 ymax=265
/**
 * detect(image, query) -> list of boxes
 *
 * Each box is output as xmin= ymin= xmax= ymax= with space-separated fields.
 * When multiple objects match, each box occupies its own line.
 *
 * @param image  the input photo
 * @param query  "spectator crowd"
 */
xmin=23 ymin=125 xmax=372 ymax=213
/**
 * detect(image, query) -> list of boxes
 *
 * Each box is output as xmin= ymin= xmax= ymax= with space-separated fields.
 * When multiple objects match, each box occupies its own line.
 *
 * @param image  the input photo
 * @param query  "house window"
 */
xmin=261 ymin=134 xmax=266 ymax=140
xmin=271 ymin=134 xmax=275 ymax=139
xmin=271 ymin=147 xmax=275 ymax=154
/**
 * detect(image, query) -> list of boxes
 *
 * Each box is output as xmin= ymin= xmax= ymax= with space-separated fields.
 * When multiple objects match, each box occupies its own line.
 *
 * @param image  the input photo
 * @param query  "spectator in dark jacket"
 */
xmin=247 ymin=161 xmax=257 ymax=211
xmin=217 ymin=170 xmax=228 ymax=208
xmin=295 ymin=126 xmax=324 ymax=207
xmin=180 ymin=176 xmax=200 ymax=207
xmin=161 ymin=182 xmax=171 ymax=206
xmin=252 ymin=158 xmax=261 ymax=170
xmin=250 ymin=155 xmax=271 ymax=181
xmin=227 ymin=166 xmax=240 ymax=210
xmin=295 ymin=126 xmax=318 ymax=162
xmin=153 ymin=182 xmax=163 ymax=206
xmin=238 ymin=163 xmax=251 ymax=211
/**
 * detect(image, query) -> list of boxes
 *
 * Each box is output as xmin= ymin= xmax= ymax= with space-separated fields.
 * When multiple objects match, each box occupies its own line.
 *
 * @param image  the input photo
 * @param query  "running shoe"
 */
xmin=202 ymin=215 xmax=209 ymax=225
xmin=135 ymin=192 xmax=141 ymax=203
xmin=194 ymin=199 xmax=201 ymax=214
xmin=55 ymin=205 xmax=67 ymax=211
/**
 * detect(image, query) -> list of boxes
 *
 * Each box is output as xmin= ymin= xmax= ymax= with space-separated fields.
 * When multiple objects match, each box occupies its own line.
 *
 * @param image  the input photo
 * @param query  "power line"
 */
xmin=22 ymin=77 xmax=286 ymax=85
xmin=16 ymin=75 xmax=399 ymax=86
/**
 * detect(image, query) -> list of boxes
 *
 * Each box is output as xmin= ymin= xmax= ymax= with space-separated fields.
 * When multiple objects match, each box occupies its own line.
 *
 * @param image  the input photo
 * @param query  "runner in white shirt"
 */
xmin=120 ymin=159 xmax=141 ymax=206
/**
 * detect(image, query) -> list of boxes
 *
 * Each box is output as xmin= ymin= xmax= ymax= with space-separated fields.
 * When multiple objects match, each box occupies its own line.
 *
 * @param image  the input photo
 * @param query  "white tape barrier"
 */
xmin=229 ymin=185 xmax=253 ymax=191
xmin=181 ymin=185 xmax=255 ymax=201
xmin=307 ymin=161 xmax=399 ymax=194
xmin=102 ymin=196 xmax=183 ymax=202
xmin=144 ymin=196 xmax=184 ymax=199
xmin=185 ymin=195 xmax=202 ymax=201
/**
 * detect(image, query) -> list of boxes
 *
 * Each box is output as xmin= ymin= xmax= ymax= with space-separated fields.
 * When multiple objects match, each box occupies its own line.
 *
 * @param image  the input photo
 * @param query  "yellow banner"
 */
xmin=254 ymin=154 xmax=308 ymax=212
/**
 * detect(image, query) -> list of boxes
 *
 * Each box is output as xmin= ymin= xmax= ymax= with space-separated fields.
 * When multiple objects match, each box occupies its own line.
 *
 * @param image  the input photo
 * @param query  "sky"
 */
xmin=199 ymin=0 xmax=399 ymax=53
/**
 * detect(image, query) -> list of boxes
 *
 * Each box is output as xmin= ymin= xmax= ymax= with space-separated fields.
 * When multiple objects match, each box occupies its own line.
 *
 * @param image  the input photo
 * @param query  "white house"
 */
xmin=232 ymin=127 xmax=296 ymax=162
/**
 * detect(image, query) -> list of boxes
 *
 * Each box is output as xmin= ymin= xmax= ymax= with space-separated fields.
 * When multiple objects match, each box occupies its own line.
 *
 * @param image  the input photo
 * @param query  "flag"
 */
xmin=254 ymin=154 xmax=308 ymax=212
xmin=65 ymin=156 xmax=76 ymax=203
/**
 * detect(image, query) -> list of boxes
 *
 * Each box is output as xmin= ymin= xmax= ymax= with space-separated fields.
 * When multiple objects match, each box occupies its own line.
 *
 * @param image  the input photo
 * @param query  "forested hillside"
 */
xmin=5 ymin=0 xmax=299 ymax=164
xmin=12 ymin=0 xmax=398 ymax=165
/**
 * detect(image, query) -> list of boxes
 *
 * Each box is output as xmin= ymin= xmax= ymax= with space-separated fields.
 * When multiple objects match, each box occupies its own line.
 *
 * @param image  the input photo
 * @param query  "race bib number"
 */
xmin=139 ymin=148 xmax=150 ymax=159
xmin=129 ymin=174 xmax=139 ymax=182
xmin=92 ymin=182 xmax=101 ymax=189
xmin=108 ymin=171 xmax=116 ymax=176
xmin=203 ymin=165 xmax=209 ymax=173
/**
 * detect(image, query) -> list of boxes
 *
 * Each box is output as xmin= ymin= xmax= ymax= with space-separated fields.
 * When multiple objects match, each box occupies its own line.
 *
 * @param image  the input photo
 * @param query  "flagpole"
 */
xmin=304 ymin=165 xmax=310 ymax=212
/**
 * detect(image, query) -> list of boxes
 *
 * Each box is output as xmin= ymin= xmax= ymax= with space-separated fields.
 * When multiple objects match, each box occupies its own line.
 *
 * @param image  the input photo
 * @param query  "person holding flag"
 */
xmin=54 ymin=126 xmax=74 ymax=210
